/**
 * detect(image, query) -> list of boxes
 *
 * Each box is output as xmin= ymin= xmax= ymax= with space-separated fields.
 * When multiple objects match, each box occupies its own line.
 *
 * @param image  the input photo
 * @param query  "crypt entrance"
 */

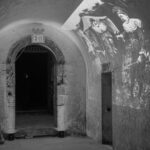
xmin=15 ymin=44 xmax=57 ymax=135
xmin=14 ymin=44 xmax=57 ymax=137
xmin=5 ymin=35 xmax=66 ymax=138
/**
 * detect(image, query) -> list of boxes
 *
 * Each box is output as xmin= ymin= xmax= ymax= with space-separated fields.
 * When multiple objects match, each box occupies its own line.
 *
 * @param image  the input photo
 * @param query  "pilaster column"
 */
xmin=5 ymin=63 xmax=15 ymax=134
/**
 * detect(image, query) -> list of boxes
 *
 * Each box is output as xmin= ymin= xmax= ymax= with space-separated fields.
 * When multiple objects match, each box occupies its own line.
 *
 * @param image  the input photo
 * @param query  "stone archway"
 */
xmin=6 ymin=35 xmax=66 ymax=136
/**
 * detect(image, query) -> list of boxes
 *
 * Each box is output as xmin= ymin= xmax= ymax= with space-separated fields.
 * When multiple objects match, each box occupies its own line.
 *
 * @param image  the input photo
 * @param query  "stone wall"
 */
xmin=63 ymin=0 xmax=150 ymax=149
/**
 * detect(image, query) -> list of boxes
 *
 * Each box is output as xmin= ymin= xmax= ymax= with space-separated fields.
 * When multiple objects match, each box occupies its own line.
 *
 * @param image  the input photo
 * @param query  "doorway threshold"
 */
xmin=15 ymin=127 xmax=58 ymax=139
xmin=15 ymin=110 xmax=56 ymax=138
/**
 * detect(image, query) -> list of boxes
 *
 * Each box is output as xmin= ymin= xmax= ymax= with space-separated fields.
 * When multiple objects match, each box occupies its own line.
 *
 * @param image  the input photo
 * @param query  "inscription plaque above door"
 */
xmin=31 ymin=28 xmax=45 ymax=43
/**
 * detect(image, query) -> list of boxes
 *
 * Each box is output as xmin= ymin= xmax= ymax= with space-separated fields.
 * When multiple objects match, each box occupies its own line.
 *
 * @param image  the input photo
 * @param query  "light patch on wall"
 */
xmin=0 ymin=19 xmax=79 ymax=45
xmin=0 ymin=19 xmax=64 ymax=35
xmin=62 ymin=0 xmax=104 ymax=30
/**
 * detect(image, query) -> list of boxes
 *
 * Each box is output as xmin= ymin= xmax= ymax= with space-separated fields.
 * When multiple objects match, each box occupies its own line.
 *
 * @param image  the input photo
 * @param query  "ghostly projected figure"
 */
xmin=77 ymin=16 xmax=119 ymax=74
xmin=113 ymin=7 xmax=146 ymax=104
xmin=113 ymin=7 xmax=144 ymax=52
xmin=80 ymin=16 xmax=119 ymax=59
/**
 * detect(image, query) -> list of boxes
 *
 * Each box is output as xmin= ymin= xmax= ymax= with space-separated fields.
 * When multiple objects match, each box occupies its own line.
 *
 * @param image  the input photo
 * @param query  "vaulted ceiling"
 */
xmin=0 ymin=0 xmax=82 ymax=29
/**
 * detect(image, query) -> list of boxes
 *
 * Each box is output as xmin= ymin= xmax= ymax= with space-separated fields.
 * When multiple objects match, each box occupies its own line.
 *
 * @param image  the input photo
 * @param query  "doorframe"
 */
xmin=6 ymin=35 xmax=65 ymax=133
xmin=101 ymin=70 xmax=113 ymax=146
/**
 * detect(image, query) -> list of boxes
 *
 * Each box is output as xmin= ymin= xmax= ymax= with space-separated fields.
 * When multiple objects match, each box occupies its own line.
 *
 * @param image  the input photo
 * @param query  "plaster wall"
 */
xmin=0 ymin=0 xmax=82 ymax=29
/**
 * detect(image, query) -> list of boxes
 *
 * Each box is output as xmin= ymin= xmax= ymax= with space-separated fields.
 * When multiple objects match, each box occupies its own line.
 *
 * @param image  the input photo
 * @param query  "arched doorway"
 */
xmin=15 ymin=44 xmax=56 ymax=128
xmin=15 ymin=44 xmax=57 ymax=137
xmin=6 ymin=36 xmax=65 ymax=137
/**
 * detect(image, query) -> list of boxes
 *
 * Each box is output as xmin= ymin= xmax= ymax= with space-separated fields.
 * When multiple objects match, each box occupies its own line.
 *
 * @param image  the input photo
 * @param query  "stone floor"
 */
xmin=15 ymin=111 xmax=57 ymax=138
xmin=16 ymin=111 xmax=55 ymax=129
xmin=0 ymin=137 xmax=113 ymax=150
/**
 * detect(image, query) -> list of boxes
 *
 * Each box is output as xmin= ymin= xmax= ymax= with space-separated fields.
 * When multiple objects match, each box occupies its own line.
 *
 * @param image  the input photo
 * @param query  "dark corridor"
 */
xmin=15 ymin=45 xmax=56 ymax=131
xmin=16 ymin=51 xmax=48 ymax=111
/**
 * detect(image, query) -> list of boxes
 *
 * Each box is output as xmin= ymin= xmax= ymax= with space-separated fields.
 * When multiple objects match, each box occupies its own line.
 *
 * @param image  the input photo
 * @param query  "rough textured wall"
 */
xmin=63 ymin=0 xmax=150 ymax=149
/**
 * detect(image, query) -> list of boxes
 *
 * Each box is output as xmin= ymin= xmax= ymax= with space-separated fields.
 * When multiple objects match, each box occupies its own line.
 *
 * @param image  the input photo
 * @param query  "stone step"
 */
xmin=15 ymin=127 xmax=58 ymax=139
